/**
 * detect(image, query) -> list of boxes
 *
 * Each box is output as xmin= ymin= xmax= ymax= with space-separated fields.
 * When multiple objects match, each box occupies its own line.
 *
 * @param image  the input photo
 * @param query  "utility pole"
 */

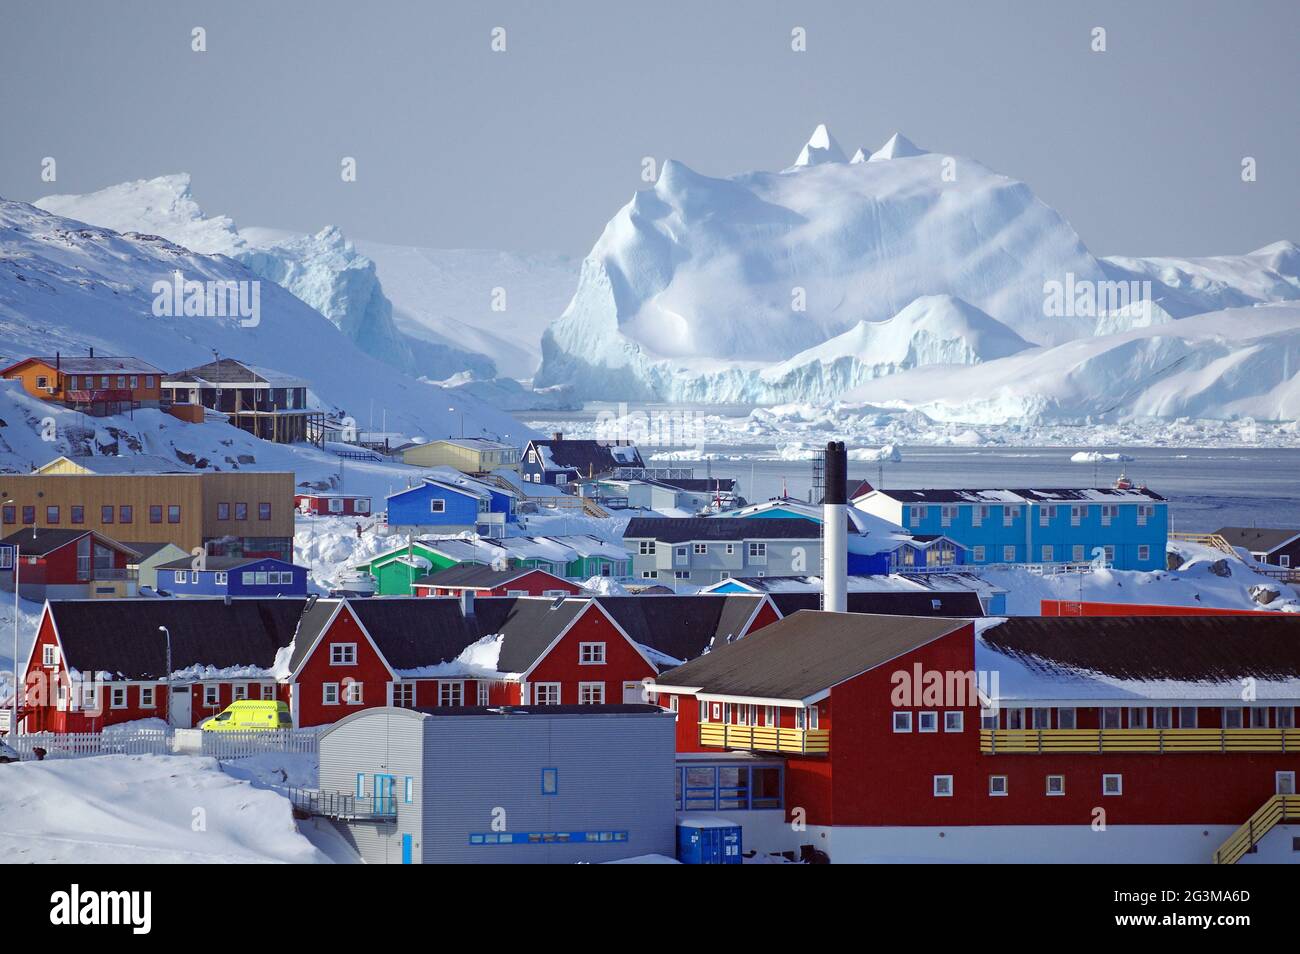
xmin=158 ymin=626 xmax=172 ymax=727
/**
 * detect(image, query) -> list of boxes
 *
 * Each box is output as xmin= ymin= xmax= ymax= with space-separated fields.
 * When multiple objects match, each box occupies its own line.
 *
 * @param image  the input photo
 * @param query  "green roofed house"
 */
xmin=354 ymin=539 xmax=491 ymax=596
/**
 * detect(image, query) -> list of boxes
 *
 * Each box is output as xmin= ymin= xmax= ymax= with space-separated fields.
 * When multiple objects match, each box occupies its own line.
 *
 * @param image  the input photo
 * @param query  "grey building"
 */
xmin=624 ymin=517 xmax=824 ymax=586
xmin=316 ymin=704 xmax=677 ymax=864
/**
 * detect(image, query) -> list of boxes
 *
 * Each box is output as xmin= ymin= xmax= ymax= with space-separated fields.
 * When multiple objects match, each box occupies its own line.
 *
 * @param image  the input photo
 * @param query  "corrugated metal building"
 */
xmin=318 ymin=704 xmax=677 ymax=863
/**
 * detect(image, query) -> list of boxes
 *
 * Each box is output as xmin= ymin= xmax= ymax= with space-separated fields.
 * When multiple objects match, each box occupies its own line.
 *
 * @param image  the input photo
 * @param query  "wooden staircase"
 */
xmin=1213 ymin=794 xmax=1300 ymax=864
xmin=1169 ymin=531 xmax=1237 ymax=557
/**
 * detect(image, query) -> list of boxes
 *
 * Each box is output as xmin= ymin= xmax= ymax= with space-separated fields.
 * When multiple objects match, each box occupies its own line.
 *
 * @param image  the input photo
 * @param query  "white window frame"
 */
xmin=1045 ymin=775 xmax=1065 ymax=796
xmin=918 ymin=711 xmax=939 ymax=733
xmin=322 ymin=682 xmax=339 ymax=706
xmin=988 ymin=775 xmax=1008 ymax=797
xmin=140 ymin=685 xmax=156 ymax=708
xmin=1002 ymin=506 xmax=1015 ymax=527
xmin=232 ymin=683 xmax=248 ymax=701
xmin=438 ymin=680 xmax=464 ymax=707
xmin=1102 ymin=774 xmax=1123 ymax=796
xmin=1002 ymin=545 xmax=1016 ymax=563
xmin=330 ymin=643 xmax=357 ymax=666
xmin=110 ymin=685 xmax=127 ymax=709
xmin=693 ymin=543 xmax=708 ymax=555
xmin=533 ymin=682 xmax=561 ymax=706
xmin=214 ymin=571 xmax=228 ymax=585
xmin=972 ymin=545 xmax=986 ymax=563
xmin=1070 ymin=505 xmax=1085 ymax=527
xmin=578 ymin=681 xmax=605 ymax=705
xmin=1072 ymin=544 xmax=1085 ymax=562
xmin=944 ymin=711 xmax=964 ymax=733
xmin=933 ymin=775 xmax=953 ymax=797
xmin=579 ymin=642 xmax=606 ymax=665
xmin=343 ymin=681 xmax=363 ymax=705
xmin=1041 ymin=544 xmax=1054 ymax=562
xmin=328 ymin=498 xmax=344 ymax=513
xmin=430 ymin=499 xmax=446 ymax=514
xmin=1137 ymin=544 xmax=1150 ymax=562
xmin=42 ymin=644 xmax=57 ymax=666
xmin=1277 ymin=771 xmax=1296 ymax=796
xmin=1179 ymin=706 xmax=1198 ymax=728
xmin=203 ymin=684 xmax=219 ymax=706
xmin=1057 ymin=707 xmax=1077 ymax=729
xmin=892 ymin=711 xmax=913 ymax=733
xmin=477 ymin=682 xmax=490 ymax=706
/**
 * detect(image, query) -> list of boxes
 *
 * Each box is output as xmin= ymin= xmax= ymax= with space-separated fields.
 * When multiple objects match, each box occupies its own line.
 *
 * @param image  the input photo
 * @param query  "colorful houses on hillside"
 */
xmin=853 ymin=484 xmax=1168 ymax=570
xmin=161 ymin=358 xmax=319 ymax=444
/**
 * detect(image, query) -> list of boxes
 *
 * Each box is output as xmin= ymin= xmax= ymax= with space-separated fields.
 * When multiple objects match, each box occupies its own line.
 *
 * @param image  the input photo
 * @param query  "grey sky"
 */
xmin=2 ymin=0 xmax=1296 ymax=259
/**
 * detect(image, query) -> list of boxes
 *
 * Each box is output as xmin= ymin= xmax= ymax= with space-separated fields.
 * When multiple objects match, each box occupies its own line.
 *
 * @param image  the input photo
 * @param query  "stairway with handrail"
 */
xmin=1213 ymin=794 xmax=1300 ymax=863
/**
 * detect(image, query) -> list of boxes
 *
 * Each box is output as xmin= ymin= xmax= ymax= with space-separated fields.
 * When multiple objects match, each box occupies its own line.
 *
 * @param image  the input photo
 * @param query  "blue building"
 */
xmin=853 ymin=485 xmax=1167 ymax=571
xmin=386 ymin=469 xmax=517 ymax=537
xmin=159 ymin=556 xmax=308 ymax=597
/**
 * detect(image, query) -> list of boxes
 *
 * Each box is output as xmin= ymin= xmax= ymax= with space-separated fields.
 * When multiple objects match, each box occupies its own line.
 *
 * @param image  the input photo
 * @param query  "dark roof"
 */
xmin=1 ymin=528 xmax=138 ymax=558
xmin=623 ymin=516 xmax=822 ymax=543
xmin=527 ymin=439 xmax=644 ymax=475
xmin=158 ymin=555 xmax=297 ymax=571
xmin=982 ymin=615 xmax=1300 ymax=685
xmin=47 ymin=599 xmax=306 ymax=680
xmin=590 ymin=595 xmax=766 ymax=664
xmin=657 ymin=611 xmax=971 ymax=700
xmin=409 ymin=564 xmax=564 ymax=590
xmin=769 ymin=591 xmax=985 ymax=618
xmin=1213 ymin=527 xmax=1300 ymax=552
xmin=164 ymin=357 xmax=305 ymax=387
xmin=657 ymin=477 xmax=737 ymax=493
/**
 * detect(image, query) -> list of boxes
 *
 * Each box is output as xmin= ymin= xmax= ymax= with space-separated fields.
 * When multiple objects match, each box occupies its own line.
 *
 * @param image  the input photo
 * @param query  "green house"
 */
xmin=355 ymin=541 xmax=489 ymax=596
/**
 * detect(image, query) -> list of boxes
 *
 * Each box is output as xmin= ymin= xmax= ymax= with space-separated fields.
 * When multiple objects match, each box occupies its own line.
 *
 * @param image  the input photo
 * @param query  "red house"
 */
xmin=287 ymin=593 xmax=777 ymax=727
xmin=1 ymin=529 xmax=140 ymax=600
xmin=20 ymin=598 xmax=303 ymax=732
xmin=653 ymin=612 xmax=1300 ymax=864
xmin=411 ymin=565 xmax=582 ymax=598
xmin=294 ymin=492 xmax=373 ymax=517
xmin=1041 ymin=599 xmax=1281 ymax=617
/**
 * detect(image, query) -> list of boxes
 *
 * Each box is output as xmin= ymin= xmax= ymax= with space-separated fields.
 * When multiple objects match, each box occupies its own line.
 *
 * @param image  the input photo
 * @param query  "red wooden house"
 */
xmin=20 ymin=598 xmax=303 ymax=732
xmin=287 ymin=594 xmax=777 ymax=727
xmin=652 ymin=611 xmax=1300 ymax=864
xmin=294 ymin=492 xmax=373 ymax=517
xmin=410 ymin=565 xmax=581 ymax=598
xmin=1 ymin=528 xmax=140 ymax=600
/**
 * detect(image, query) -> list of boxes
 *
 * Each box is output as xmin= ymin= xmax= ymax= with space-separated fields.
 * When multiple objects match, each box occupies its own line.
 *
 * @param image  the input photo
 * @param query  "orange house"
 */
xmin=1 ymin=352 xmax=165 ymax=416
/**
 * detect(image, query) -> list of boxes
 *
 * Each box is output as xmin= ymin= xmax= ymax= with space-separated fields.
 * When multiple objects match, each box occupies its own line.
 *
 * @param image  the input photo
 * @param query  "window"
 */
xmin=1137 ymin=544 xmax=1150 ymax=562
xmin=638 ymin=540 xmax=655 ymax=555
xmin=1006 ymin=708 xmax=1025 ymax=730
xmin=70 ymin=505 xmax=84 ymax=524
xmin=241 ymin=572 xmax=255 ymax=585
xmin=972 ymin=545 xmax=986 ymax=563
xmin=116 ymin=376 xmax=126 ymax=388
xmin=46 ymin=505 xmax=60 ymax=523
xmin=394 ymin=683 xmax=415 ymax=707
xmin=149 ymin=505 xmax=162 ymax=524
xmin=1071 ymin=544 xmax=1085 ymax=562
xmin=140 ymin=686 xmax=155 ymax=708
xmin=1278 ymin=707 xmax=1295 ymax=729
xmin=1130 ymin=708 xmax=1148 ymax=729
xmin=119 ymin=505 xmax=133 ymax=524
xmin=1058 ymin=707 xmax=1077 ymax=729
xmin=578 ymin=642 xmax=606 ymax=665
xmin=944 ymin=711 xmax=964 ymax=733
xmin=1103 ymin=774 xmax=1123 ymax=796
xmin=933 ymin=775 xmax=953 ymax=797
xmin=203 ymin=685 xmax=219 ymax=706
xmin=1100 ymin=504 xmax=1118 ymax=526
xmin=330 ymin=643 xmax=357 ymax=665
xmin=1102 ymin=545 xmax=1115 ymax=563
xmin=357 ymin=498 xmax=370 ymax=514
xmin=908 ymin=504 xmax=928 ymax=525
xmin=1250 ymin=707 xmax=1269 ymax=728
xmin=190 ymin=570 xmax=200 ymax=584
xmin=214 ymin=571 xmax=227 ymax=585
xmin=989 ymin=775 xmax=1008 ymax=796
xmin=438 ymin=681 xmax=463 ymax=707
xmin=217 ymin=502 xmax=230 ymax=521
xmin=541 ymin=768 xmax=559 ymax=796
xmin=42 ymin=645 xmax=57 ymax=666
xmin=1032 ymin=707 xmax=1051 ymax=729
xmin=343 ymin=682 xmax=363 ymax=704
xmin=1179 ymin=707 xmax=1198 ymax=728
xmin=1 ymin=505 xmax=12 ymax=524
xmin=1102 ymin=707 xmax=1122 ymax=729
xmin=100 ymin=505 xmax=114 ymax=524
xmin=1039 ymin=505 xmax=1056 ymax=527
xmin=1002 ymin=545 xmax=1016 ymax=562
xmin=527 ymin=449 xmax=537 ymax=464
xmin=404 ymin=777 xmax=414 ymax=803
xmin=428 ymin=498 xmax=447 ymax=514
xmin=166 ymin=505 xmax=180 ymax=524
xmin=110 ymin=686 xmax=127 ymax=709
xmin=940 ymin=505 xmax=957 ymax=527
xmin=145 ymin=375 xmax=154 ymax=388
xmin=1278 ymin=772 xmax=1297 ymax=796
xmin=1070 ymin=505 xmax=1085 ymax=527
xmin=748 ymin=542 xmax=767 ymax=559
xmin=1046 ymin=775 xmax=1065 ymax=796
xmin=1002 ymin=506 xmax=1015 ymax=527
xmin=892 ymin=711 xmax=913 ymax=733
xmin=674 ymin=570 xmax=690 ymax=580
xmin=477 ymin=682 xmax=489 ymax=706
xmin=260 ymin=683 xmax=275 ymax=700
xmin=355 ymin=773 xmax=365 ymax=798
xmin=173 ymin=571 xmax=187 ymax=585
xmin=35 ymin=375 xmax=48 ymax=389
xmin=1223 ymin=707 xmax=1244 ymax=729
xmin=533 ymin=683 xmax=560 ymax=705
xmin=724 ymin=543 xmax=735 ymax=555
xmin=972 ymin=505 xmax=987 ymax=527
xmin=693 ymin=543 xmax=708 ymax=555
xmin=328 ymin=498 xmax=344 ymax=514
xmin=1152 ymin=707 xmax=1172 ymax=729
xmin=919 ymin=711 xmax=938 ymax=733
xmin=129 ymin=375 xmax=138 ymax=388
xmin=578 ymin=682 xmax=605 ymax=705
xmin=640 ymin=570 xmax=657 ymax=579
xmin=235 ymin=503 xmax=248 ymax=521
xmin=1136 ymin=504 xmax=1152 ymax=526
xmin=232 ymin=684 xmax=248 ymax=701
xmin=1280 ymin=555 xmax=1292 ymax=568
xmin=1041 ymin=545 xmax=1054 ymax=562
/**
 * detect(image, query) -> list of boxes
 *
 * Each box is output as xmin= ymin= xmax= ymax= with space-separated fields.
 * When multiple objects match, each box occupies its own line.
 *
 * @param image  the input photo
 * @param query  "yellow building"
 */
xmin=400 ymin=438 xmax=520 ymax=474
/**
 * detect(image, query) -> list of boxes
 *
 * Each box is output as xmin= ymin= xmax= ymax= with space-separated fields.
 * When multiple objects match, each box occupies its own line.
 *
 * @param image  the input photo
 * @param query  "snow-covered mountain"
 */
xmin=841 ymin=302 xmax=1300 ymax=424
xmin=34 ymin=175 xmax=492 ymax=381
xmin=0 ymin=197 xmax=529 ymax=442
xmin=537 ymin=127 xmax=1300 ymax=407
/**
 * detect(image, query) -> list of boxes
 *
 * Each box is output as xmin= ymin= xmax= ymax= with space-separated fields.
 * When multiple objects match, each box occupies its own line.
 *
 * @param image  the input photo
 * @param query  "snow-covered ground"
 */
xmin=0 ymin=754 xmax=342 ymax=863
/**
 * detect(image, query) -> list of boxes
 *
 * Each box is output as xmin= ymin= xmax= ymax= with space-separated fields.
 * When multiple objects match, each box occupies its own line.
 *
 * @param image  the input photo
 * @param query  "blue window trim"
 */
xmin=676 ymin=763 xmax=784 ymax=812
xmin=541 ymin=766 xmax=558 ymax=795
xmin=468 ymin=830 xmax=629 ymax=846
xmin=404 ymin=776 xmax=414 ymax=803
xmin=355 ymin=772 xmax=365 ymax=798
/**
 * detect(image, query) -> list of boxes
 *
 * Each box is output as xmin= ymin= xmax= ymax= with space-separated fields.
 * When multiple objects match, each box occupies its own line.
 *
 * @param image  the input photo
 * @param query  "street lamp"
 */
xmin=158 ymin=626 xmax=171 ymax=726
xmin=4 ymin=499 xmax=17 ymax=738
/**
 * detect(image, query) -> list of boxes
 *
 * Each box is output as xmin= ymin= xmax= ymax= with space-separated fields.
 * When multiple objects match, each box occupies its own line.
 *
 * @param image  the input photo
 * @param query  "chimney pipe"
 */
xmin=460 ymin=589 xmax=475 ymax=617
xmin=822 ymin=441 xmax=848 ymax=613
xmin=553 ymin=431 xmax=562 ymax=442
xmin=89 ymin=347 xmax=94 ymax=358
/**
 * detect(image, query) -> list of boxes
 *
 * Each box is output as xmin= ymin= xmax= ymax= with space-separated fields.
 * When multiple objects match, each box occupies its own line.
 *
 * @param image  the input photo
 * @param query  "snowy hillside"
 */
xmin=0 ymin=197 xmax=528 ymax=441
xmin=840 ymin=302 xmax=1300 ymax=424
xmin=536 ymin=126 xmax=1300 ymax=407
xmin=34 ymin=175 xmax=491 ymax=381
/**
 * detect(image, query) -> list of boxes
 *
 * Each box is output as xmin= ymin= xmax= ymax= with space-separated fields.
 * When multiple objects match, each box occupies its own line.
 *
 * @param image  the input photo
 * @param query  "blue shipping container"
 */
xmin=676 ymin=820 xmax=742 ymax=865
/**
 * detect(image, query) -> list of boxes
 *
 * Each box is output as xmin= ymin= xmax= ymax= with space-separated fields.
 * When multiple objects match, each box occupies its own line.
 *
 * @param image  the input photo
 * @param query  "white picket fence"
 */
xmin=7 ymin=727 xmax=319 ymax=761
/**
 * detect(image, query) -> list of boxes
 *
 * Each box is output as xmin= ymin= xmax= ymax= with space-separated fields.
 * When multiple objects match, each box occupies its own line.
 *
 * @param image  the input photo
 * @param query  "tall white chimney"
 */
xmin=822 ymin=441 xmax=848 ymax=613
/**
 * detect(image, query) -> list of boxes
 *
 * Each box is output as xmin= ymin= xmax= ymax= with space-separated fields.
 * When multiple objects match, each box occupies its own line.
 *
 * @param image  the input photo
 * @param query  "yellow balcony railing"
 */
xmin=698 ymin=722 xmax=829 ymax=755
xmin=1215 ymin=795 xmax=1300 ymax=864
xmin=981 ymin=727 xmax=1300 ymax=755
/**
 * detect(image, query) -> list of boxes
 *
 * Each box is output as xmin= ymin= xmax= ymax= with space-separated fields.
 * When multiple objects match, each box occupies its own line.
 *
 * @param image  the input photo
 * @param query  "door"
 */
xmin=373 ymin=774 xmax=396 ymax=815
xmin=168 ymin=686 xmax=191 ymax=727
xmin=401 ymin=833 xmax=413 ymax=865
